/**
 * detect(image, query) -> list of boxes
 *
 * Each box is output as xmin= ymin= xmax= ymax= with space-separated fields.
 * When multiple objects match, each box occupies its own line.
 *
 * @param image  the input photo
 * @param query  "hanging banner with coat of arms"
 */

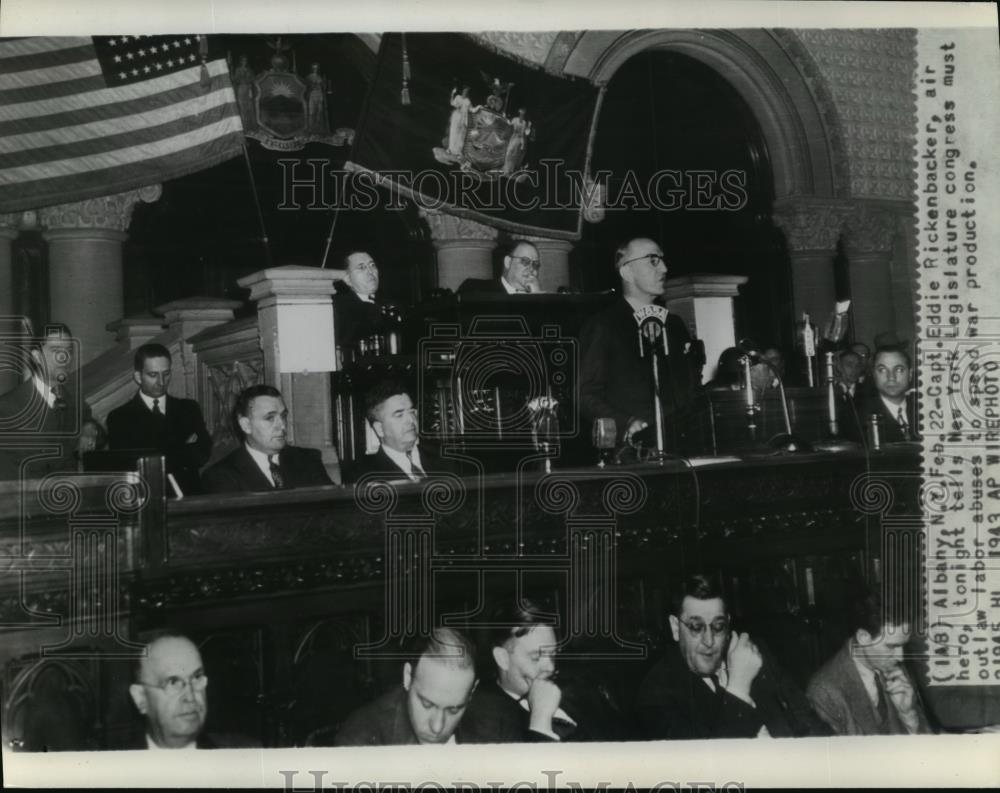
xmin=347 ymin=33 xmax=602 ymax=240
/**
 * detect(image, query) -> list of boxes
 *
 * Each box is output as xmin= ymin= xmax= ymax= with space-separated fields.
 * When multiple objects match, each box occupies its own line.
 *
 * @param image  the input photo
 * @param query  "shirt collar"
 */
xmin=32 ymin=375 xmax=55 ymax=408
xmin=350 ymin=286 xmax=376 ymax=303
xmin=500 ymin=275 xmax=519 ymax=294
xmin=880 ymin=393 xmax=907 ymax=419
xmin=146 ymin=733 xmax=197 ymax=750
xmin=381 ymin=443 xmax=422 ymax=480
xmin=852 ymin=652 xmax=880 ymax=707
xmin=245 ymin=443 xmax=279 ymax=486
xmin=138 ymin=391 xmax=165 ymax=413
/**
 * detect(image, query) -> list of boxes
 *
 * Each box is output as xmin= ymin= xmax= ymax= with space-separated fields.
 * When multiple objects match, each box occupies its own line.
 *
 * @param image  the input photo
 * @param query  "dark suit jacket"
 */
xmin=333 ymin=286 xmax=384 ymax=348
xmin=351 ymin=446 xmax=458 ymax=482
xmin=202 ymin=445 xmax=333 ymax=493
xmin=106 ymin=393 xmax=212 ymax=495
xmin=457 ymin=277 xmax=508 ymax=296
xmin=0 ymin=379 xmax=92 ymax=480
xmin=857 ymin=391 xmax=918 ymax=444
xmin=461 ymin=677 xmax=627 ymax=743
xmin=332 ymin=684 xmax=520 ymax=746
xmin=636 ymin=643 xmax=831 ymax=740
xmin=807 ymin=641 xmax=933 ymax=736
xmin=579 ymin=298 xmax=695 ymax=442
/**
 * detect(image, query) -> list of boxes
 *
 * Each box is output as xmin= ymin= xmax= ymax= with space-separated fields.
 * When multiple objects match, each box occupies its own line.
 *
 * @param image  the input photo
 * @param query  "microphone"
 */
xmin=737 ymin=338 xmax=762 ymax=360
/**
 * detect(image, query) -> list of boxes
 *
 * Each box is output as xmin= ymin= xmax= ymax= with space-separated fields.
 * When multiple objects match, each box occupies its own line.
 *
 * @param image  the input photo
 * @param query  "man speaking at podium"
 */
xmin=579 ymin=237 xmax=696 ymax=447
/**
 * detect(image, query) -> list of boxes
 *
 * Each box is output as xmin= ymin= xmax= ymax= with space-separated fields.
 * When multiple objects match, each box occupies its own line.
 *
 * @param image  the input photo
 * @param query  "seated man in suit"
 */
xmin=579 ymin=237 xmax=696 ymax=446
xmin=636 ymin=574 xmax=830 ymax=740
xmin=833 ymin=350 xmax=867 ymax=443
xmin=858 ymin=345 xmax=918 ymax=443
xmin=125 ymin=631 xmax=257 ymax=750
xmin=457 ymin=240 xmax=542 ymax=295
xmin=354 ymin=379 xmax=452 ymax=482
xmin=334 ymin=627 xmax=504 ymax=745
xmin=807 ymin=586 xmax=934 ymax=735
xmin=0 ymin=322 xmax=92 ymax=480
xmin=333 ymin=250 xmax=384 ymax=350
xmin=106 ymin=343 xmax=213 ymax=495
xmin=462 ymin=598 xmax=626 ymax=742
xmin=202 ymin=384 xmax=333 ymax=493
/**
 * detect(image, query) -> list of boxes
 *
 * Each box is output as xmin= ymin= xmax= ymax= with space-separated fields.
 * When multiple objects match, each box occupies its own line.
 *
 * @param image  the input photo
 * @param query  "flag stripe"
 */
xmin=0 ymin=73 xmax=235 ymax=139
xmin=0 ymin=41 xmax=95 ymax=77
xmin=5 ymin=133 xmax=245 ymax=213
xmin=0 ymin=117 xmax=243 ymax=184
xmin=0 ymin=97 xmax=239 ymax=168
xmin=0 ymin=37 xmax=90 ymax=59
xmin=0 ymin=36 xmax=244 ymax=213
xmin=0 ymin=58 xmax=103 ymax=91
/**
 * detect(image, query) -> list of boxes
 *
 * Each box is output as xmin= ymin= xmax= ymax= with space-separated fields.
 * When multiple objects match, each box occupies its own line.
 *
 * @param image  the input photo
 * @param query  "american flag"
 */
xmin=0 ymin=35 xmax=244 ymax=213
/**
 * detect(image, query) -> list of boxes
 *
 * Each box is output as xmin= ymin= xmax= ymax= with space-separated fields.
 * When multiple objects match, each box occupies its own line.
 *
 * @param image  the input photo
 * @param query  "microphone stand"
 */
xmin=743 ymin=351 xmax=811 ymax=454
xmin=740 ymin=353 xmax=759 ymax=445
xmin=638 ymin=317 xmax=669 ymax=464
xmin=813 ymin=351 xmax=861 ymax=453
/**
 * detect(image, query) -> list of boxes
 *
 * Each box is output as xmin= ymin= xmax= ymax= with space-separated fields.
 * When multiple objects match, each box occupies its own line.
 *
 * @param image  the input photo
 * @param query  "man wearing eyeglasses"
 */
xmin=636 ymin=574 xmax=829 ymax=740
xmin=457 ymin=240 xmax=543 ymax=295
xmin=579 ymin=237 xmax=696 ymax=447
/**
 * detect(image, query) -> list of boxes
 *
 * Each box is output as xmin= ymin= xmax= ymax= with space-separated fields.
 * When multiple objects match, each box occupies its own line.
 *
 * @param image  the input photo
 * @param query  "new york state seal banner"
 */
xmin=347 ymin=33 xmax=602 ymax=241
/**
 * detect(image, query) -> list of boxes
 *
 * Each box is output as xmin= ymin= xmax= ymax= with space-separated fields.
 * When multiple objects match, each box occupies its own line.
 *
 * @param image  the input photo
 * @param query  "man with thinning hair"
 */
xmin=333 ymin=627 xmax=512 ymax=745
xmin=106 ymin=342 xmax=213 ymax=495
xmin=333 ymin=250 xmax=384 ymax=349
xmin=578 ymin=237 xmax=696 ymax=447
xmin=458 ymin=240 xmax=543 ymax=295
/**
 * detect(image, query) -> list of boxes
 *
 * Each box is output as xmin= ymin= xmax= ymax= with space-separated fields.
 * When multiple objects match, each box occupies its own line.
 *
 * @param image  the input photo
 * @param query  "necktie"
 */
xmin=269 ymin=455 xmax=285 ymax=489
xmin=152 ymin=398 xmax=163 ymax=417
xmin=51 ymin=384 xmax=67 ymax=410
xmin=896 ymin=406 xmax=909 ymax=437
xmin=709 ymin=673 xmax=725 ymax=700
xmin=407 ymin=451 xmax=426 ymax=481
xmin=874 ymin=672 xmax=890 ymax=731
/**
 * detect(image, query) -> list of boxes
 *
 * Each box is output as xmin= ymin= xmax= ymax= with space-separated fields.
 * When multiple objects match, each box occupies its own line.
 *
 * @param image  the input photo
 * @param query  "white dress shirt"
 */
xmin=146 ymin=734 xmax=197 ymax=750
xmin=138 ymin=391 xmax=166 ymax=415
xmin=245 ymin=444 xmax=279 ymax=487
xmin=500 ymin=685 xmax=576 ymax=741
xmin=32 ymin=376 xmax=56 ymax=408
xmin=381 ymin=444 xmax=425 ymax=481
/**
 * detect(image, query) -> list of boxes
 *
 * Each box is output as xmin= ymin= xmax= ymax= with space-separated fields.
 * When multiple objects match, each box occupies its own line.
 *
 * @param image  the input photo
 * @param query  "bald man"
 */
xmin=579 ymin=237 xmax=696 ymax=446
xmin=125 ymin=633 xmax=257 ymax=749
xmin=458 ymin=240 xmax=543 ymax=295
xmin=333 ymin=250 xmax=385 ymax=349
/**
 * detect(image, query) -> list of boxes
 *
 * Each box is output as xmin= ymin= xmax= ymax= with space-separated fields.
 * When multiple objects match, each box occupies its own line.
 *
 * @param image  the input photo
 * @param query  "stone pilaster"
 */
xmin=237 ymin=265 xmax=341 ymax=483
xmin=418 ymin=209 xmax=499 ymax=291
xmin=521 ymin=235 xmax=574 ymax=293
xmin=663 ymin=275 xmax=748 ymax=382
xmin=843 ymin=202 xmax=900 ymax=347
xmin=772 ymin=197 xmax=853 ymax=325
xmin=154 ymin=298 xmax=243 ymax=401
xmin=39 ymin=185 xmax=162 ymax=364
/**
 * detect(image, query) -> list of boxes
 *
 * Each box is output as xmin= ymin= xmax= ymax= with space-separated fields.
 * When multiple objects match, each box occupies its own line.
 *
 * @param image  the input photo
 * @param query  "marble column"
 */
xmin=843 ymin=202 xmax=900 ymax=348
xmin=0 ymin=214 xmax=21 ymax=393
xmin=663 ymin=274 xmax=748 ymax=382
xmin=772 ymin=198 xmax=852 ymax=326
xmin=418 ymin=208 xmax=499 ymax=291
xmin=522 ymin=235 xmax=574 ymax=293
xmin=39 ymin=185 xmax=162 ymax=365
xmin=238 ymin=265 xmax=341 ymax=483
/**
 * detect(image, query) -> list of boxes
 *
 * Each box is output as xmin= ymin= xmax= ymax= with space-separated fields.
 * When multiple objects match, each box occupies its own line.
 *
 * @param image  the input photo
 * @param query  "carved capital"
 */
xmin=0 ymin=212 xmax=21 ymax=236
xmin=39 ymin=184 xmax=163 ymax=233
xmin=418 ymin=208 xmax=499 ymax=245
xmin=843 ymin=203 xmax=898 ymax=255
xmin=772 ymin=198 xmax=853 ymax=253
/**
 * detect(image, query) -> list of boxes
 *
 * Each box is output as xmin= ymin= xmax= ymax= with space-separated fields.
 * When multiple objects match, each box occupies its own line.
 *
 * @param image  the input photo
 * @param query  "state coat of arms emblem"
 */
xmin=433 ymin=74 xmax=535 ymax=182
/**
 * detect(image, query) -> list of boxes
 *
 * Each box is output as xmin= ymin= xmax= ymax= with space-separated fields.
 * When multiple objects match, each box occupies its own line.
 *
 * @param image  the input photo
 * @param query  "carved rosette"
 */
xmin=418 ymin=208 xmax=500 ymax=246
xmin=772 ymin=199 xmax=853 ymax=253
xmin=843 ymin=203 xmax=899 ymax=255
xmin=39 ymin=184 xmax=163 ymax=233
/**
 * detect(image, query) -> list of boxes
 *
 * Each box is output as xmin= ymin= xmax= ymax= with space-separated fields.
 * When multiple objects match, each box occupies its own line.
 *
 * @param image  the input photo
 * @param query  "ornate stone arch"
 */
xmin=561 ymin=29 xmax=848 ymax=201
